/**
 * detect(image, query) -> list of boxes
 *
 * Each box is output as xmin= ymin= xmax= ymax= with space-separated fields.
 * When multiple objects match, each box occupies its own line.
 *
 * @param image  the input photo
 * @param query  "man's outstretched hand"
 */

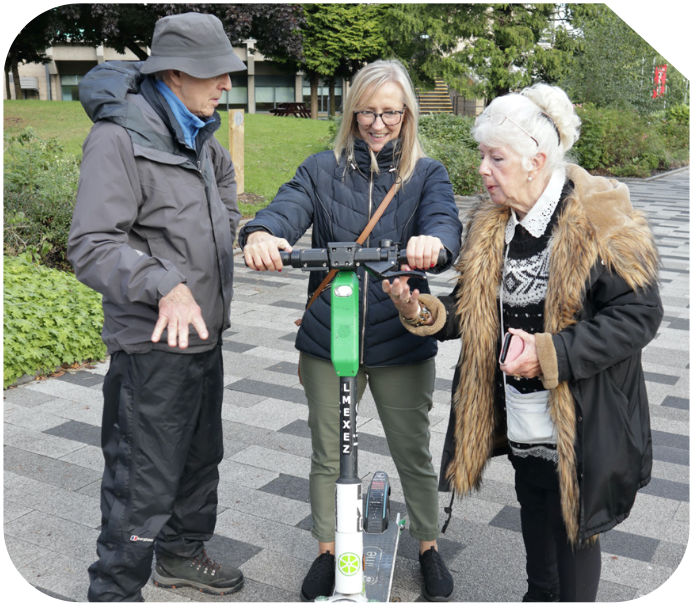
xmin=151 ymin=283 xmax=208 ymax=349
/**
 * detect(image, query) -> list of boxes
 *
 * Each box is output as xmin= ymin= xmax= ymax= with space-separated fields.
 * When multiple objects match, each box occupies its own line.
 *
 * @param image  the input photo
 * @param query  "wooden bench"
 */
xmin=269 ymin=102 xmax=311 ymax=118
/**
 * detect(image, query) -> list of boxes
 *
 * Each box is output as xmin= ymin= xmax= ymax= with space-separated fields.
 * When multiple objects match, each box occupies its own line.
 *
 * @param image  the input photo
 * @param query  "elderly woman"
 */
xmin=384 ymin=83 xmax=663 ymax=602
xmin=239 ymin=59 xmax=462 ymax=601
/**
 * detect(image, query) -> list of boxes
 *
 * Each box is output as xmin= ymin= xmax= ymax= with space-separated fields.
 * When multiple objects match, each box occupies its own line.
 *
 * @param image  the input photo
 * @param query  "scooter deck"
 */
xmin=363 ymin=513 xmax=403 ymax=602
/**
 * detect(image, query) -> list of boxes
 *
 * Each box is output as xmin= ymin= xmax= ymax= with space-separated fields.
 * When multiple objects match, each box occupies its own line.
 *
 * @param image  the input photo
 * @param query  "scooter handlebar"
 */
xmin=278 ymin=246 xmax=448 ymax=270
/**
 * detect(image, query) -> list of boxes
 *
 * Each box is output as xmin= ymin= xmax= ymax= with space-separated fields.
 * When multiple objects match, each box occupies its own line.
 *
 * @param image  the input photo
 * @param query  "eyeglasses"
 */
xmin=354 ymin=107 xmax=406 ymax=127
xmin=485 ymin=114 xmax=538 ymax=147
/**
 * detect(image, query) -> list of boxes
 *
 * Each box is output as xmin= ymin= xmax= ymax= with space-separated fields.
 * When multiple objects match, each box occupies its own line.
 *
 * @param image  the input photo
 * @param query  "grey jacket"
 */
xmin=68 ymin=62 xmax=241 ymax=354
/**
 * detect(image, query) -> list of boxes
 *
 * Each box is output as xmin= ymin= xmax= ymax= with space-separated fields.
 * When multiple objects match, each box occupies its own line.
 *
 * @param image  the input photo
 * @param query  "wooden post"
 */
xmin=229 ymin=109 xmax=245 ymax=195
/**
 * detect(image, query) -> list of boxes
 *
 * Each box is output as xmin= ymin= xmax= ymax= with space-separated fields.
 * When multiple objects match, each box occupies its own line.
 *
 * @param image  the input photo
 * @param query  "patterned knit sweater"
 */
xmin=499 ymin=176 xmax=573 ymax=475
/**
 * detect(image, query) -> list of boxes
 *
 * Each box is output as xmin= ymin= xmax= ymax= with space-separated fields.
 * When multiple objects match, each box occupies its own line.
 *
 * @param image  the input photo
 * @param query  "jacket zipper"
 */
xmin=360 ymin=173 xmax=374 ymax=364
xmin=196 ymin=154 xmax=226 ymax=341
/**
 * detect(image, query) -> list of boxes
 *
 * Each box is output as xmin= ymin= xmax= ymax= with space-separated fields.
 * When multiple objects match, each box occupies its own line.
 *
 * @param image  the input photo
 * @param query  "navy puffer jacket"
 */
xmin=238 ymin=139 xmax=462 ymax=367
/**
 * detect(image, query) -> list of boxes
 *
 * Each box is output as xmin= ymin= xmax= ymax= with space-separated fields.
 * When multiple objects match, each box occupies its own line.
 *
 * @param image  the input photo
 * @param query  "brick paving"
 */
xmin=3 ymin=168 xmax=689 ymax=602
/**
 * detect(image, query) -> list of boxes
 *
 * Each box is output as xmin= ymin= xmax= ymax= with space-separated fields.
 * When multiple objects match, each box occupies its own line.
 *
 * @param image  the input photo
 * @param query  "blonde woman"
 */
xmin=240 ymin=59 xmax=462 ymax=601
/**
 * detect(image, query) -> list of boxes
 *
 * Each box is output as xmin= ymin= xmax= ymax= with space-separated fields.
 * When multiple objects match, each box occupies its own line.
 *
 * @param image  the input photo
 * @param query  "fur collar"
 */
xmin=447 ymin=164 xmax=659 ymax=542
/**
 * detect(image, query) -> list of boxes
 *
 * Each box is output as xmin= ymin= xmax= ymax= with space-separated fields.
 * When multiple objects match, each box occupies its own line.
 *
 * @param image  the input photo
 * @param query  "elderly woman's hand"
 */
xmin=244 ymin=230 xmax=292 ymax=272
xmin=406 ymin=235 xmax=443 ymax=270
xmin=499 ymin=328 xmax=542 ymax=379
xmin=382 ymin=267 xmax=421 ymax=320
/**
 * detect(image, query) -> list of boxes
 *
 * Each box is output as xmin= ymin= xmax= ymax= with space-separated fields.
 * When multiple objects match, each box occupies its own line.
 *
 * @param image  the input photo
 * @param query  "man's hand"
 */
xmin=243 ymin=230 xmax=292 ymax=272
xmin=151 ymin=283 xmax=208 ymax=349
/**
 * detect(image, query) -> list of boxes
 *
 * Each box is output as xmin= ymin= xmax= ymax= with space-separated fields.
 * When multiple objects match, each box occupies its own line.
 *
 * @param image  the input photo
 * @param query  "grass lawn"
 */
xmin=3 ymin=100 xmax=333 ymax=216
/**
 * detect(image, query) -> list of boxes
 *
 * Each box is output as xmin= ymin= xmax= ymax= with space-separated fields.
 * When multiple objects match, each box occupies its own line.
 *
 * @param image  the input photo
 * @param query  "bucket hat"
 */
xmin=141 ymin=12 xmax=246 ymax=78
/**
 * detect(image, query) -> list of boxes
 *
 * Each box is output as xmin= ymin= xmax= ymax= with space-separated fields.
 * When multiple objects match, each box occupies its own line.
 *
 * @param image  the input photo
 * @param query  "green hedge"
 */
xmin=573 ymin=103 xmax=689 ymax=178
xmin=3 ymin=254 xmax=106 ymax=388
xmin=418 ymin=113 xmax=484 ymax=196
xmin=3 ymin=128 xmax=81 ymax=271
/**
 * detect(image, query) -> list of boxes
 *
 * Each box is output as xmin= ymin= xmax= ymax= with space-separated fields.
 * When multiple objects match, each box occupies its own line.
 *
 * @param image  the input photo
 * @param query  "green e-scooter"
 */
xmin=279 ymin=240 xmax=446 ymax=602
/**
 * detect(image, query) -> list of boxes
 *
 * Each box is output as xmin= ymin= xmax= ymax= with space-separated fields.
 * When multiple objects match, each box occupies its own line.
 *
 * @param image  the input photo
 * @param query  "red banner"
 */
xmin=653 ymin=64 xmax=668 ymax=98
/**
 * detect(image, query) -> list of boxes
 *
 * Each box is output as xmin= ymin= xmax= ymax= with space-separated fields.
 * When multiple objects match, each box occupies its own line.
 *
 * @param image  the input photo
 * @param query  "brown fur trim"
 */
xmin=447 ymin=201 xmax=509 ymax=494
xmin=599 ymin=211 xmax=661 ymax=291
xmin=535 ymin=333 xmax=558 ymax=389
xmin=400 ymin=294 xmax=446 ymax=336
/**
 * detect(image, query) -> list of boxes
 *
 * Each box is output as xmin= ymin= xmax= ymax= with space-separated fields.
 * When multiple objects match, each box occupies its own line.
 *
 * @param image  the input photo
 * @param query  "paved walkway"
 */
xmin=3 ymin=169 xmax=689 ymax=603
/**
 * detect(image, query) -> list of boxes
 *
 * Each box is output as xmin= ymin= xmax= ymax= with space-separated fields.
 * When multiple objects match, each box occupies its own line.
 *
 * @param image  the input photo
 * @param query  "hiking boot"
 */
xmin=153 ymin=550 xmax=244 ymax=595
xmin=522 ymin=589 xmax=560 ymax=602
xmin=419 ymin=547 xmax=454 ymax=601
xmin=300 ymin=551 xmax=335 ymax=601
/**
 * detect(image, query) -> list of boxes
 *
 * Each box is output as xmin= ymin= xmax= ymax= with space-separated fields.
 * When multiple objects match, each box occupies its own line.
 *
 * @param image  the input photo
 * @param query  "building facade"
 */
xmin=5 ymin=41 xmax=345 ymax=116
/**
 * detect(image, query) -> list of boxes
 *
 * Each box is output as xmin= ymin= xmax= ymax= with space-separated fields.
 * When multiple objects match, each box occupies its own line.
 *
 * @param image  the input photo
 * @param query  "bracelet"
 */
xmin=402 ymin=304 xmax=432 ymax=327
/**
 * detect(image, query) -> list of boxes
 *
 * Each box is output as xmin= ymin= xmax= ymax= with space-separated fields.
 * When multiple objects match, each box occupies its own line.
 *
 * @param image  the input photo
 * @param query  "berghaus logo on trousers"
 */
xmin=130 ymin=535 xmax=154 ymax=543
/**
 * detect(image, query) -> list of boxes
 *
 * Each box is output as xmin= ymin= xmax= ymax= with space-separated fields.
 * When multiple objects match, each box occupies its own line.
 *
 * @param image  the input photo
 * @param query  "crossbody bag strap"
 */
xmin=298 ymin=181 xmax=399 ymax=320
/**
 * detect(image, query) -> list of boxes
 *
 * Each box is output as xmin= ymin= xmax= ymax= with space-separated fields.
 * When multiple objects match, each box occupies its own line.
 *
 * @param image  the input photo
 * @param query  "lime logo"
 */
xmin=338 ymin=552 xmax=361 ymax=576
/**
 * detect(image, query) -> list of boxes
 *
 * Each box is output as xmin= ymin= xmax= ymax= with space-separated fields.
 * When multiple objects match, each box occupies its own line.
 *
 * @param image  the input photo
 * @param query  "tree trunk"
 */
xmin=125 ymin=43 xmax=149 ymax=61
xmin=328 ymin=77 xmax=335 ymax=117
xmin=5 ymin=70 xmax=12 ymax=100
xmin=12 ymin=62 xmax=22 ymax=100
xmin=310 ymin=72 xmax=319 ymax=120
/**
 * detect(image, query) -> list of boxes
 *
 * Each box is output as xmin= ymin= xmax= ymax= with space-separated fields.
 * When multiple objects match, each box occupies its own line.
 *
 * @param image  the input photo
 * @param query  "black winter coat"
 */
xmin=409 ymin=165 xmax=663 ymax=543
xmin=238 ymin=139 xmax=462 ymax=367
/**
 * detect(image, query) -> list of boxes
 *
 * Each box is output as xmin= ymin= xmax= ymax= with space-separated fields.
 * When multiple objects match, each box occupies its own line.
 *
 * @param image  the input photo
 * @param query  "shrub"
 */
xmin=418 ymin=112 xmax=478 ymax=150
xmin=3 ymin=254 xmax=106 ymax=388
xmin=666 ymin=104 xmax=689 ymax=126
xmin=3 ymin=128 xmax=81 ymax=271
xmin=573 ymin=104 xmax=689 ymax=176
xmin=418 ymin=113 xmax=484 ymax=196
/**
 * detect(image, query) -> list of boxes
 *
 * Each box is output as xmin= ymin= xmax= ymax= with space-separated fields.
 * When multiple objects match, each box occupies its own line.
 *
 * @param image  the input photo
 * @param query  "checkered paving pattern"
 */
xmin=3 ymin=169 xmax=689 ymax=602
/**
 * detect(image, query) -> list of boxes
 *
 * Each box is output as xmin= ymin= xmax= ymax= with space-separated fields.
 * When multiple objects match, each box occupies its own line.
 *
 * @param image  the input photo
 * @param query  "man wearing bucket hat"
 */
xmin=68 ymin=12 xmax=247 ymax=602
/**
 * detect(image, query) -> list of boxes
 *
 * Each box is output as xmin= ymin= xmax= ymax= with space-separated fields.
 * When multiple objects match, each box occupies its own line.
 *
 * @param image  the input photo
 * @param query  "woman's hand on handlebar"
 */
xmin=244 ymin=230 xmax=292 ymax=272
xmin=406 ymin=235 xmax=443 ymax=270
xmin=382 ymin=266 xmax=420 ymax=320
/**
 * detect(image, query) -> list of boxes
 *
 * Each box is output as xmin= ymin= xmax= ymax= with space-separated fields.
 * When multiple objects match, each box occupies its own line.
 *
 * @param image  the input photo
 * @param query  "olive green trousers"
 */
xmin=299 ymin=353 xmax=440 ymax=542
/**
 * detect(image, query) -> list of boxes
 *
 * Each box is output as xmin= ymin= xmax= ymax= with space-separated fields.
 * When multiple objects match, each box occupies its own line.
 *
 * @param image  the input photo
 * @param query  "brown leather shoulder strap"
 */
xmin=356 ymin=181 xmax=398 ymax=245
xmin=302 ymin=181 xmax=399 ymax=315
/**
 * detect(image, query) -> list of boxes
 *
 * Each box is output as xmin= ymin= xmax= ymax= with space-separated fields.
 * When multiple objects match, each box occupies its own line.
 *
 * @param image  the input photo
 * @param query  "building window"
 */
xmin=218 ymin=74 xmax=248 ymax=110
xmin=302 ymin=76 xmax=342 ymax=113
xmin=255 ymin=75 xmax=295 ymax=112
xmin=61 ymin=75 xmax=82 ymax=101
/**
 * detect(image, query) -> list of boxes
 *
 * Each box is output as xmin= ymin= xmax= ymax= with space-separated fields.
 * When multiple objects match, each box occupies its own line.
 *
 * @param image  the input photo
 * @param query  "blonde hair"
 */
xmin=333 ymin=59 xmax=425 ymax=186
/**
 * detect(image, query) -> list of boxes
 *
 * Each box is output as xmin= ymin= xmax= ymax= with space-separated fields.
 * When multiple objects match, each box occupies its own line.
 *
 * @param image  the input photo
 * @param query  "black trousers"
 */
xmin=87 ymin=346 xmax=225 ymax=602
xmin=515 ymin=467 xmax=602 ymax=602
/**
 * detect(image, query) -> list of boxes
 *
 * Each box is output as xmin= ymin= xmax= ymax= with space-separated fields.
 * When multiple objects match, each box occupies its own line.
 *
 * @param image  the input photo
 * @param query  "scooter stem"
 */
xmin=331 ymin=272 xmax=365 ymax=596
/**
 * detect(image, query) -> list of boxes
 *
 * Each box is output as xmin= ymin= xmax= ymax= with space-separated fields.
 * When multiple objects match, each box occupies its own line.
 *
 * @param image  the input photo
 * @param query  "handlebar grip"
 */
xmin=279 ymin=251 xmax=291 ymax=266
xmin=397 ymin=248 xmax=449 ymax=268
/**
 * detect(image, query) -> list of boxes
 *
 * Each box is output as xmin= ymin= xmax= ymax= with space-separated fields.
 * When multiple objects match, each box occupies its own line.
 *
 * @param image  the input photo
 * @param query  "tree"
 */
xmin=6 ymin=4 xmax=306 ymax=100
xmin=298 ymin=4 xmax=389 ymax=118
xmin=5 ymin=11 xmax=57 ymax=99
xmin=50 ymin=4 xmax=305 ymax=63
xmin=383 ymin=3 xmax=573 ymax=102
xmin=559 ymin=4 xmax=689 ymax=112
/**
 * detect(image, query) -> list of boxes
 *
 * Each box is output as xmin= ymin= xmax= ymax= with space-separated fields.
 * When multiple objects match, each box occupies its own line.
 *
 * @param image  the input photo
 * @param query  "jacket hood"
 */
xmin=79 ymin=61 xmax=220 ymax=159
xmin=566 ymin=164 xmax=632 ymax=233
xmin=79 ymin=61 xmax=145 ymax=126
xmin=565 ymin=164 xmax=659 ymax=292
